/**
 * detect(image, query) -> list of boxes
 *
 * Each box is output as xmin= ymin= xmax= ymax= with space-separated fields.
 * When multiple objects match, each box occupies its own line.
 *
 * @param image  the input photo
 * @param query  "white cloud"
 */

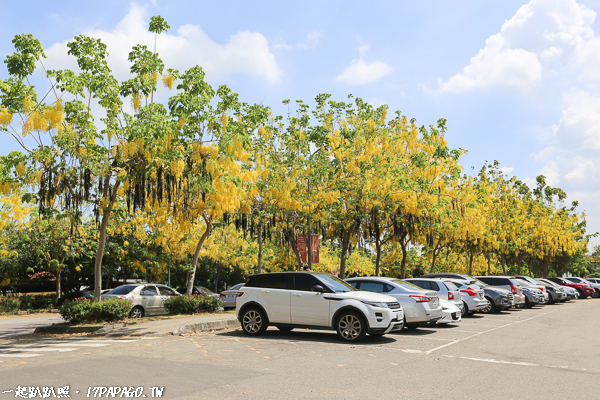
xmin=439 ymin=34 xmax=542 ymax=93
xmin=336 ymin=51 xmax=392 ymax=86
xmin=499 ymin=166 xmax=514 ymax=175
xmin=273 ymin=30 xmax=323 ymax=51
xmin=44 ymin=3 xmax=282 ymax=85
xmin=437 ymin=0 xmax=596 ymax=93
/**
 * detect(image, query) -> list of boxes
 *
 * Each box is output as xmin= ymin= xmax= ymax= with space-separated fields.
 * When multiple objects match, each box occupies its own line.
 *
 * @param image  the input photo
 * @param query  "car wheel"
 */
xmin=241 ymin=307 xmax=268 ymax=336
xmin=129 ymin=306 xmax=144 ymax=318
xmin=277 ymin=326 xmax=293 ymax=332
xmin=336 ymin=311 xmax=367 ymax=342
xmin=525 ymin=298 xmax=533 ymax=308
xmin=593 ymin=290 xmax=600 ymax=299
xmin=481 ymin=297 xmax=495 ymax=313
xmin=462 ymin=301 xmax=472 ymax=315
xmin=403 ymin=316 xmax=422 ymax=330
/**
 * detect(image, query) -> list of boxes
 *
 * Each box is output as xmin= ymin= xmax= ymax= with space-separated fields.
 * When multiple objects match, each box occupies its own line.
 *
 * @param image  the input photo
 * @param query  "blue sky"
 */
xmin=2 ymin=0 xmax=600 ymax=250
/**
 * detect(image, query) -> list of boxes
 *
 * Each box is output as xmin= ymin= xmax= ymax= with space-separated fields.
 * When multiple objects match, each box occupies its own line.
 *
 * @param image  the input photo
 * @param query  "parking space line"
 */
xmin=424 ymin=305 xmax=573 ymax=355
xmin=394 ymin=336 xmax=454 ymax=341
xmin=443 ymin=355 xmax=600 ymax=374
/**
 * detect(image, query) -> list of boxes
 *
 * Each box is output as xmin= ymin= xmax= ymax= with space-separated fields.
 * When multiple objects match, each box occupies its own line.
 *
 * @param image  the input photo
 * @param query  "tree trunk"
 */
xmin=214 ymin=262 xmax=222 ymax=293
xmin=375 ymin=239 xmax=381 ymax=277
xmin=486 ymin=253 xmax=491 ymax=275
xmin=399 ymin=243 xmax=408 ymax=279
xmin=55 ymin=266 xmax=61 ymax=307
xmin=94 ymin=178 xmax=121 ymax=300
xmin=285 ymin=226 xmax=303 ymax=270
xmin=500 ymin=253 xmax=506 ymax=275
xmin=467 ymin=252 xmax=474 ymax=276
xmin=517 ymin=254 xmax=522 ymax=275
xmin=339 ymin=229 xmax=351 ymax=279
xmin=257 ymin=221 xmax=263 ymax=274
xmin=186 ymin=214 xmax=212 ymax=295
xmin=429 ymin=244 xmax=440 ymax=274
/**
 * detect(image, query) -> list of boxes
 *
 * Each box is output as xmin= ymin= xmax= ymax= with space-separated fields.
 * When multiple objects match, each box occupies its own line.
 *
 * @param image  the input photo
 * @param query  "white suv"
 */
xmin=236 ymin=272 xmax=404 ymax=342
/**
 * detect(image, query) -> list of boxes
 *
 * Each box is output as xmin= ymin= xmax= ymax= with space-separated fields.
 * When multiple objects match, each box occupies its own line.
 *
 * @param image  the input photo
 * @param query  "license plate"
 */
xmin=226 ymin=295 xmax=235 ymax=299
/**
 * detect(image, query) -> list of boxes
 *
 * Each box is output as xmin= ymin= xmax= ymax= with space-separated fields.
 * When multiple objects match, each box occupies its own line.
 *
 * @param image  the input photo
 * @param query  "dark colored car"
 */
xmin=175 ymin=286 xmax=220 ymax=299
xmin=475 ymin=276 xmax=526 ymax=307
xmin=564 ymin=277 xmax=600 ymax=298
xmin=56 ymin=290 xmax=94 ymax=307
xmin=547 ymin=277 xmax=594 ymax=299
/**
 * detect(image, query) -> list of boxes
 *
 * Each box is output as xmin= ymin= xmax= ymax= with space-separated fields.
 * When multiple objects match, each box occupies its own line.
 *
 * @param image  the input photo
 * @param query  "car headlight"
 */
xmin=361 ymin=301 xmax=389 ymax=308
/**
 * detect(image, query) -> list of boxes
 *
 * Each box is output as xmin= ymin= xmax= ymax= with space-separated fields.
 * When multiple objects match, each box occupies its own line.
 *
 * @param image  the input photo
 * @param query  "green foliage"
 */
xmin=0 ymin=295 xmax=20 ymax=312
xmin=29 ymin=293 xmax=57 ymax=309
xmin=163 ymin=294 xmax=221 ymax=314
xmin=59 ymin=298 xmax=132 ymax=324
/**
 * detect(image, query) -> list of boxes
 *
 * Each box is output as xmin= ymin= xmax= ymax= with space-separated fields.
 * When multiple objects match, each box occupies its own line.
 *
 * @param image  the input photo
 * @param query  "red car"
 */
xmin=547 ymin=277 xmax=594 ymax=299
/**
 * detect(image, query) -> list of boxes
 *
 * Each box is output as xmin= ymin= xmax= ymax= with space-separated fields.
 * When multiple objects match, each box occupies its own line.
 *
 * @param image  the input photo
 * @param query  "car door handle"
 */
xmin=292 ymin=293 xmax=302 ymax=297
xmin=261 ymin=290 xmax=270 ymax=293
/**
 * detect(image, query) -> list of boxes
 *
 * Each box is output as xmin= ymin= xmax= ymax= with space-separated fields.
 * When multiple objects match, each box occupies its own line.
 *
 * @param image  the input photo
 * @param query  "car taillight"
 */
xmin=220 ymin=293 xmax=225 ymax=298
xmin=510 ymin=285 xmax=517 ymax=294
xmin=448 ymin=292 xmax=454 ymax=300
xmin=460 ymin=288 xmax=477 ymax=296
xmin=237 ymin=292 xmax=244 ymax=297
xmin=539 ymin=287 xmax=544 ymax=292
xmin=409 ymin=295 xmax=430 ymax=303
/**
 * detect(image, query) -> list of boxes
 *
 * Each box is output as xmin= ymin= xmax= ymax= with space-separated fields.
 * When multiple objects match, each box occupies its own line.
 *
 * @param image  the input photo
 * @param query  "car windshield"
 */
xmin=199 ymin=286 xmax=215 ymax=294
xmin=516 ymin=280 xmax=533 ymax=287
xmin=442 ymin=281 xmax=459 ymax=291
xmin=520 ymin=277 xmax=540 ymax=285
xmin=108 ymin=285 xmax=138 ymax=295
xmin=470 ymin=277 xmax=488 ymax=287
xmin=392 ymin=280 xmax=424 ymax=290
xmin=317 ymin=274 xmax=355 ymax=293
xmin=230 ymin=284 xmax=244 ymax=291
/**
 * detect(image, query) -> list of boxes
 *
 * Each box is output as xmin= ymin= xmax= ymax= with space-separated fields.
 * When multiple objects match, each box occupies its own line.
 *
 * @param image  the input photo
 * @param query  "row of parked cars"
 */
xmin=234 ymin=272 xmax=599 ymax=342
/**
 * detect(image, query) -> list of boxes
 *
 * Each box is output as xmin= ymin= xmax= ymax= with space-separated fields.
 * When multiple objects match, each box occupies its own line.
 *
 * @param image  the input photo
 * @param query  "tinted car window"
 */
xmin=347 ymin=281 xmax=359 ymax=289
xmin=316 ymin=274 xmax=354 ymax=292
xmin=430 ymin=282 xmax=440 ymax=291
xmin=443 ymin=281 xmax=458 ymax=291
xmin=109 ymin=285 xmax=138 ymax=295
xmin=476 ymin=277 xmax=492 ymax=285
xmin=231 ymin=284 xmax=244 ymax=290
xmin=294 ymin=274 xmax=320 ymax=291
xmin=158 ymin=286 xmax=178 ymax=296
xmin=410 ymin=280 xmax=431 ymax=290
xmin=359 ymin=281 xmax=387 ymax=293
xmin=246 ymin=274 xmax=294 ymax=290
xmin=140 ymin=286 xmax=158 ymax=296
xmin=391 ymin=280 xmax=425 ymax=290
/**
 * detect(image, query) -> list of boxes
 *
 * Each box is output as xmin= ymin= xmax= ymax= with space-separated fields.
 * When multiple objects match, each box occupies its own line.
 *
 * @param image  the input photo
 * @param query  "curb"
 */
xmin=94 ymin=322 xmax=138 ymax=334
xmin=34 ymin=325 xmax=103 ymax=334
xmin=34 ymin=322 xmax=137 ymax=335
xmin=171 ymin=318 xmax=239 ymax=335
xmin=0 ymin=309 xmax=60 ymax=316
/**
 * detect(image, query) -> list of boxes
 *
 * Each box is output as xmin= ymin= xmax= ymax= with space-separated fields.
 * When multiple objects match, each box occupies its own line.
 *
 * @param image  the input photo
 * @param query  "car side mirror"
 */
xmin=311 ymin=285 xmax=324 ymax=293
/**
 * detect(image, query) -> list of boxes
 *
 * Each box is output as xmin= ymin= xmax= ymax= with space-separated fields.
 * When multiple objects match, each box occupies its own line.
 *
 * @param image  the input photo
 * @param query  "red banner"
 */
xmin=298 ymin=234 xmax=319 ymax=264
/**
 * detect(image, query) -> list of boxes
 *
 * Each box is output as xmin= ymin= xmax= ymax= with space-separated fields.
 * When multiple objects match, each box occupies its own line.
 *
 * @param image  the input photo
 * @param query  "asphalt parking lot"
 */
xmin=0 ymin=299 xmax=598 ymax=399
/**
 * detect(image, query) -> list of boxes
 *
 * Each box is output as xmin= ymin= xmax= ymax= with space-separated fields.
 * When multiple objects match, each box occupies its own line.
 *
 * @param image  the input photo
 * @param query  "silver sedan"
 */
xmin=404 ymin=278 xmax=463 ymax=313
xmin=102 ymin=284 xmax=180 ymax=318
xmin=346 ymin=277 xmax=443 ymax=329
xmin=219 ymin=283 xmax=245 ymax=309
xmin=445 ymin=278 xmax=489 ymax=315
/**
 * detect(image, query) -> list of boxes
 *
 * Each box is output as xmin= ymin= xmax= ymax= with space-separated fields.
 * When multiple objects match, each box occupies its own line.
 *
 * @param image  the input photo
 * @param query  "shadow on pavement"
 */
xmin=215 ymin=327 xmax=398 ymax=345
